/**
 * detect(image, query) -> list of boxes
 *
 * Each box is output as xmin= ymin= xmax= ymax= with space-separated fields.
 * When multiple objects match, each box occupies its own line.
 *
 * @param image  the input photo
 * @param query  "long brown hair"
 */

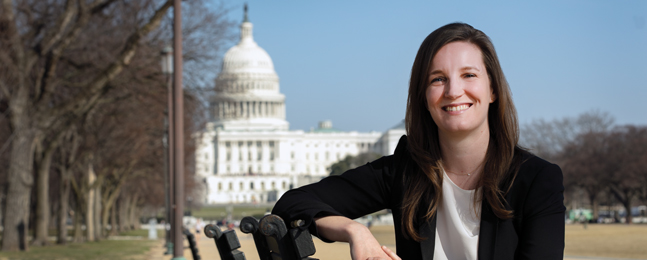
xmin=403 ymin=22 xmax=520 ymax=241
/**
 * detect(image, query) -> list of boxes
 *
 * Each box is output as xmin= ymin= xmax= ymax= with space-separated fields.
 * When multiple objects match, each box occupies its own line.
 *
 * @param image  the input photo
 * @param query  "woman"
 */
xmin=272 ymin=23 xmax=565 ymax=260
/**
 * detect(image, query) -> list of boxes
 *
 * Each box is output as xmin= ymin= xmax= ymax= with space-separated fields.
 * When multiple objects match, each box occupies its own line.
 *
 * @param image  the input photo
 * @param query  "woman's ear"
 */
xmin=490 ymin=87 xmax=496 ymax=103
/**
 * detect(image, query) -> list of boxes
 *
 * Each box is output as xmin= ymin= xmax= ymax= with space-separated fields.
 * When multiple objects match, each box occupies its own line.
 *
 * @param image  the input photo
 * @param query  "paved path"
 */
xmin=143 ymin=230 xmax=642 ymax=260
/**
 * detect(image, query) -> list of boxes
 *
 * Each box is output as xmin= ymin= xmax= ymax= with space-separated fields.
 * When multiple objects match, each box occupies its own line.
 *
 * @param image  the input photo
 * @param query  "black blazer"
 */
xmin=273 ymin=135 xmax=565 ymax=260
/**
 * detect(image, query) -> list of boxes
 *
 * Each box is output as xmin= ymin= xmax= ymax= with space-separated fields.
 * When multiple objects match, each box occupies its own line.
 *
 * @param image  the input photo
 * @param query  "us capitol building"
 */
xmin=195 ymin=8 xmax=405 ymax=204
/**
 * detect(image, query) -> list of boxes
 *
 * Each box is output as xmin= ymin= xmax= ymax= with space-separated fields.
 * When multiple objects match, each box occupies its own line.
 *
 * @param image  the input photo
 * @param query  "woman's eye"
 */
xmin=464 ymin=73 xmax=476 ymax=78
xmin=430 ymin=77 xmax=445 ymax=84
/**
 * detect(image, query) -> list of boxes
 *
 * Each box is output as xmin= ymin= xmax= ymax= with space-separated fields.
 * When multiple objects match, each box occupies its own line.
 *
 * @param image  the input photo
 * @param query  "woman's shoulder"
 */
xmin=514 ymin=148 xmax=563 ymax=187
xmin=518 ymin=150 xmax=561 ymax=174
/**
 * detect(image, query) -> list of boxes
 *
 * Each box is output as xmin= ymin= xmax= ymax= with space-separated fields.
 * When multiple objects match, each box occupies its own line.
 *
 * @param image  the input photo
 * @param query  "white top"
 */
xmin=433 ymin=171 xmax=481 ymax=260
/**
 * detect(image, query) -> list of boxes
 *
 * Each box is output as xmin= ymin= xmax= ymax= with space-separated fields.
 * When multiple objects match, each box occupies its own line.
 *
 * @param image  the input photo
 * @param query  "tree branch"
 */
xmin=44 ymin=0 xmax=173 ymax=119
xmin=36 ymin=0 xmax=77 ymax=56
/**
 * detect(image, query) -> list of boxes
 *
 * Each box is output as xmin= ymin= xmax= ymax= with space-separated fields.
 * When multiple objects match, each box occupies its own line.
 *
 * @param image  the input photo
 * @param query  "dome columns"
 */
xmin=213 ymin=100 xmax=286 ymax=120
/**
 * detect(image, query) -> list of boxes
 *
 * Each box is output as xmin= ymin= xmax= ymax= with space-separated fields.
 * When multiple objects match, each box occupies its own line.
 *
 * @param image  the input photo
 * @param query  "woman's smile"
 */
xmin=443 ymin=103 xmax=472 ymax=113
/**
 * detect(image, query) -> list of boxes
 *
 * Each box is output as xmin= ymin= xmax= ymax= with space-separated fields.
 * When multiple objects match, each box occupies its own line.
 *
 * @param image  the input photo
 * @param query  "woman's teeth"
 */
xmin=444 ymin=104 xmax=470 ymax=112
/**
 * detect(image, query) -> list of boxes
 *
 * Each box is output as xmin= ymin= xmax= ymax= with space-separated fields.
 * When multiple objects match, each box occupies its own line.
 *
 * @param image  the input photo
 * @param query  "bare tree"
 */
xmin=0 ymin=0 xmax=234 ymax=250
xmin=605 ymin=126 xmax=647 ymax=224
xmin=522 ymin=110 xmax=615 ymax=220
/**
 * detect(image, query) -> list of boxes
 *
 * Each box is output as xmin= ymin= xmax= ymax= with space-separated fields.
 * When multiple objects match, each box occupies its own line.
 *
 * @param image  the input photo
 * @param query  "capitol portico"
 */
xmin=195 ymin=7 xmax=404 ymax=205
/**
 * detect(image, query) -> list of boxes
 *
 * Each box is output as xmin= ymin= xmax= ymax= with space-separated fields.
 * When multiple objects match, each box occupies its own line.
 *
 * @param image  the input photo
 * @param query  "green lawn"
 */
xmin=0 ymin=229 xmax=166 ymax=260
xmin=0 ymin=239 xmax=157 ymax=260
xmin=191 ymin=204 xmax=271 ymax=220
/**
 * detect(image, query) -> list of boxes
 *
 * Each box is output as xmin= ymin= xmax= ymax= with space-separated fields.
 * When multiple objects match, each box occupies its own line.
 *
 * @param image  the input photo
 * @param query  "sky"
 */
xmin=215 ymin=0 xmax=647 ymax=133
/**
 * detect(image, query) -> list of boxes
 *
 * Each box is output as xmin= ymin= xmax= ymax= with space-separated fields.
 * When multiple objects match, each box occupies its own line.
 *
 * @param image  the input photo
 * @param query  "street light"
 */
xmin=160 ymin=46 xmax=174 ymax=255
xmin=171 ymin=0 xmax=186 ymax=258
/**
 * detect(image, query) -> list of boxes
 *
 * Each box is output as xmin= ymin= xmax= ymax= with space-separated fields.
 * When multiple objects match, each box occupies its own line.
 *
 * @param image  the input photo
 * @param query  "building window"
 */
xmin=239 ymin=152 xmax=242 ymax=161
xmin=229 ymin=183 xmax=233 ymax=190
xmin=225 ymin=141 xmax=231 ymax=148
xmin=270 ymin=152 xmax=274 ymax=161
xmin=250 ymin=182 xmax=254 ymax=190
xmin=248 ymin=152 xmax=252 ymax=161
xmin=306 ymin=153 xmax=309 ymax=160
xmin=257 ymin=152 xmax=262 ymax=161
xmin=315 ymin=153 xmax=318 ymax=160
xmin=261 ymin=182 xmax=265 ymax=190
xmin=248 ymin=141 xmax=252 ymax=147
xmin=256 ymin=141 xmax=262 ymax=147
xmin=269 ymin=141 xmax=274 ymax=147
xmin=326 ymin=152 xmax=329 ymax=160
xmin=239 ymin=141 xmax=243 ymax=147
xmin=291 ymin=152 xmax=295 ymax=159
xmin=270 ymin=165 xmax=274 ymax=172
xmin=282 ymin=181 xmax=286 ymax=189
xmin=227 ymin=166 xmax=230 ymax=173
xmin=227 ymin=152 xmax=231 ymax=161
xmin=218 ymin=183 xmax=222 ymax=191
xmin=291 ymin=164 xmax=295 ymax=171
xmin=257 ymin=165 xmax=261 ymax=173
xmin=239 ymin=182 xmax=243 ymax=190
xmin=271 ymin=182 xmax=276 ymax=189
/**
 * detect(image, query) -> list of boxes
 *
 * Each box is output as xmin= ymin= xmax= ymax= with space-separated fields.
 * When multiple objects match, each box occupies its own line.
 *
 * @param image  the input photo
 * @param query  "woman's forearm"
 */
xmin=314 ymin=215 xmax=370 ymax=243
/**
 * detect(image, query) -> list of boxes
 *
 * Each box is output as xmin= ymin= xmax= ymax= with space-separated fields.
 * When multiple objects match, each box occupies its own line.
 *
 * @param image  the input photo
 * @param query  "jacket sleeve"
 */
xmin=271 ymin=149 xmax=399 ymax=240
xmin=517 ymin=162 xmax=566 ymax=259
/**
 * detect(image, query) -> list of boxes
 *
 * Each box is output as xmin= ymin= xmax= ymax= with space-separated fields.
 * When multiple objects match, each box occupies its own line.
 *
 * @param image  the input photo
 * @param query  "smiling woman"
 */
xmin=273 ymin=23 xmax=565 ymax=260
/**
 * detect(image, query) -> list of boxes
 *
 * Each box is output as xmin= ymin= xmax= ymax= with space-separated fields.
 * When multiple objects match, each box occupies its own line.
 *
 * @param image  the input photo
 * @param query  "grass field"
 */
xmin=1 ymin=223 xmax=645 ymax=259
xmin=191 ymin=205 xmax=271 ymax=220
xmin=564 ymin=224 xmax=647 ymax=259
xmin=366 ymin=224 xmax=647 ymax=259
xmin=0 ymin=239 xmax=156 ymax=260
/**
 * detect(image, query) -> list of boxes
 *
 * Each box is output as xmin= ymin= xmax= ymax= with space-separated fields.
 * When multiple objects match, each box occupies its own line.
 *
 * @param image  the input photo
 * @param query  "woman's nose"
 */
xmin=444 ymin=78 xmax=464 ymax=99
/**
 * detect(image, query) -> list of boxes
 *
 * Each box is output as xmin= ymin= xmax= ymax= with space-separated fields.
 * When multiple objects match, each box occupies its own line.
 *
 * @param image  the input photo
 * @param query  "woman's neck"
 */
xmin=438 ymin=127 xmax=490 ymax=176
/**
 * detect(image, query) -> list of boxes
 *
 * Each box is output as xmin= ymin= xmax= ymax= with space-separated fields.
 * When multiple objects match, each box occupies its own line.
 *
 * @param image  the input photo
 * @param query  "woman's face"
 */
xmin=425 ymin=41 xmax=495 ymax=137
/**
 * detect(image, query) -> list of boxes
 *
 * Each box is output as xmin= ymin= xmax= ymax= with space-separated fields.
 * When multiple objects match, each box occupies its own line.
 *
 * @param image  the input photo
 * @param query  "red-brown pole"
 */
xmin=172 ymin=0 xmax=185 ymax=258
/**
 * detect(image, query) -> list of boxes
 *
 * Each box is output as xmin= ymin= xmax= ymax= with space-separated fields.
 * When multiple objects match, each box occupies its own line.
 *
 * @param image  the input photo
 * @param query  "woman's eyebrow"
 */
xmin=461 ymin=66 xmax=481 ymax=72
xmin=428 ymin=69 xmax=444 ymax=76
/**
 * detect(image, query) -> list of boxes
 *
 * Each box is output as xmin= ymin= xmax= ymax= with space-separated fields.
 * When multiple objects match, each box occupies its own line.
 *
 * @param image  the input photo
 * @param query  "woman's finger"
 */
xmin=381 ymin=245 xmax=401 ymax=260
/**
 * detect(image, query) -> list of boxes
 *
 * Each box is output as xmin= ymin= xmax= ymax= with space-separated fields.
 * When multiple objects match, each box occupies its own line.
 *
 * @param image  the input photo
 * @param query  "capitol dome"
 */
xmin=211 ymin=6 xmax=288 ymax=131
xmin=221 ymin=22 xmax=275 ymax=75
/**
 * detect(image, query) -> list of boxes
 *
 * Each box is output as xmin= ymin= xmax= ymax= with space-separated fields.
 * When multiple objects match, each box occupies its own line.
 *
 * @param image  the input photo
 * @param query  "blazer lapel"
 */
xmin=419 ymin=215 xmax=436 ymax=259
xmin=478 ymin=200 xmax=499 ymax=260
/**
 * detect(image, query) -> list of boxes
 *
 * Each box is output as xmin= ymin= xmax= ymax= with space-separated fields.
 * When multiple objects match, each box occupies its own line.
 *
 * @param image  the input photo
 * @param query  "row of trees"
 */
xmin=0 ymin=0 xmax=235 ymax=251
xmin=521 ymin=111 xmax=647 ymax=224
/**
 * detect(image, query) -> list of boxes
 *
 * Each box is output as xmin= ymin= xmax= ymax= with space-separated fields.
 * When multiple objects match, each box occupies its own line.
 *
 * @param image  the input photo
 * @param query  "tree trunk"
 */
xmin=623 ymin=199 xmax=633 ymax=224
xmin=56 ymin=171 xmax=71 ymax=244
xmin=86 ymin=163 xmax=96 ymax=241
xmin=611 ymin=187 xmax=636 ymax=224
xmin=110 ymin=204 xmax=118 ymax=236
xmin=589 ymin=192 xmax=600 ymax=221
xmin=72 ymin=206 xmax=83 ymax=243
xmin=2 ymin=128 xmax=35 ymax=251
xmin=128 ymin=194 xmax=139 ymax=230
xmin=32 ymin=138 xmax=55 ymax=246
xmin=118 ymin=197 xmax=129 ymax=232
xmin=94 ymin=185 xmax=102 ymax=240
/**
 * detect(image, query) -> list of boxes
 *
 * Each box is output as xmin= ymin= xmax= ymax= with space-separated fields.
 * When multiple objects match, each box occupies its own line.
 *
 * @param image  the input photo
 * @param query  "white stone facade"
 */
xmin=195 ymin=9 xmax=405 ymax=205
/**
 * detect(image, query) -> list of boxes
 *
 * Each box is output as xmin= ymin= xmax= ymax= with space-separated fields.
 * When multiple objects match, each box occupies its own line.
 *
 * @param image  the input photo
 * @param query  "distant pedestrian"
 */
xmin=195 ymin=218 xmax=205 ymax=241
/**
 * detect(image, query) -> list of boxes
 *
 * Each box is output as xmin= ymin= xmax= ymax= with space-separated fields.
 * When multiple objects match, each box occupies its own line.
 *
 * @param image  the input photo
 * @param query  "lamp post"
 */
xmin=171 ymin=0 xmax=186 ymax=259
xmin=160 ymin=46 xmax=174 ymax=255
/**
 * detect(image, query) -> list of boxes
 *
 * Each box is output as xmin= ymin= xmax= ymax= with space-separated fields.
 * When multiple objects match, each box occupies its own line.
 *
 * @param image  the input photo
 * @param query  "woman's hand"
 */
xmin=315 ymin=216 xmax=400 ymax=260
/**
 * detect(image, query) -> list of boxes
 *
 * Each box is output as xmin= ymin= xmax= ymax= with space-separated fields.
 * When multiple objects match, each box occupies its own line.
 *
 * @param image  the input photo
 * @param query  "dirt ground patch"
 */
xmin=316 ymin=224 xmax=647 ymax=259
xmin=170 ymin=224 xmax=647 ymax=260
xmin=565 ymin=223 xmax=647 ymax=259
